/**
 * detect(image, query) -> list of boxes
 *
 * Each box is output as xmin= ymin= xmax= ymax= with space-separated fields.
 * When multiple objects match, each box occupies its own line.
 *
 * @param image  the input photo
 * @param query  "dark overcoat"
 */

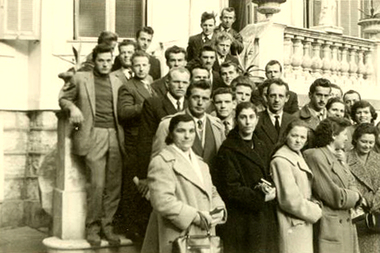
xmin=213 ymin=128 xmax=279 ymax=253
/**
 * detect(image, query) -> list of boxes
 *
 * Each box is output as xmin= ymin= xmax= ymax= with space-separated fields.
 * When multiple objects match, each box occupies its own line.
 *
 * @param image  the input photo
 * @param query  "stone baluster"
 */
xmin=340 ymin=45 xmax=350 ymax=80
xmin=330 ymin=42 xmax=341 ymax=82
xmin=302 ymin=37 xmax=313 ymax=81
xmin=283 ymin=34 xmax=294 ymax=79
xmin=321 ymin=41 xmax=333 ymax=77
xmin=364 ymin=47 xmax=373 ymax=81
xmin=348 ymin=46 xmax=359 ymax=84
xmin=291 ymin=36 xmax=304 ymax=72
xmin=357 ymin=48 xmax=365 ymax=80
xmin=311 ymin=39 xmax=323 ymax=78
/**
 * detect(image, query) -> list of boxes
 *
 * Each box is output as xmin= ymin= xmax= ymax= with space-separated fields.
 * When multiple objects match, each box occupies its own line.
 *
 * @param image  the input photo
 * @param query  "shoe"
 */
xmin=86 ymin=223 xmax=101 ymax=247
xmin=103 ymin=226 xmax=121 ymax=246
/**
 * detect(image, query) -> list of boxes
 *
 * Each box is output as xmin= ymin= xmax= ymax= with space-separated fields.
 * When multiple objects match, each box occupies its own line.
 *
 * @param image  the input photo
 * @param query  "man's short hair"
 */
xmin=215 ymin=32 xmax=233 ymax=45
xmin=167 ymin=67 xmax=190 ymax=82
xmin=213 ymin=87 xmax=234 ymax=101
xmin=309 ymin=78 xmax=331 ymax=94
xmin=187 ymin=61 xmax=209 ymax=74
xmin=221 ymin=7 xmax=236 ymax=18
xmin=131 ymin=50 xmax=150 ymax=64
xmin=220 ymin=61 xmax=239 ymax=72
xmin=186 ymin=79 xmax=212 ymax=98
xmin=350 ymin=100 xmax=377 ymax=124
xmin=265 ymin=60 xmax=282 ymax=73
xmin=343 ymin=89 xmax=362 ymax=101
xmin=165 ymin=46 xmax=187 ymax=61
xmin=201 ymin=11 xmax=216 ymax=24
xmin=97 ymin=31 xmax=118 ymax=45
xmin=199 ymin=45 xmax=217 ymax=58
xmin=330 ymin=83 xmax=343 ymax=97
xmin=231 ymin=76 xmax=254 ymax=91
xmin=263 ymin=78 xmax=289 ymax=95
xmin=136 ymin=26 xmax=154 ymax=39
xmin=118 ymin=39 xmax=137 ymax=52
xmin=92 ymin=44 xmax=113 ymax=61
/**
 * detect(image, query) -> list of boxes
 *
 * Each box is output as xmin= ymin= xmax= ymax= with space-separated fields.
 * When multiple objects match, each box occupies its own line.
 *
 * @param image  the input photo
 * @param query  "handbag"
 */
xmin=172 ymin=213 xmax=223 ymax=253
xmin=366 ymin=213 xmax=380 ymax=233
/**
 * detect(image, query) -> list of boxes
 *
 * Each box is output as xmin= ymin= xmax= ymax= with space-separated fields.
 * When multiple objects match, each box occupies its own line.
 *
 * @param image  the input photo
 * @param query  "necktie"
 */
xmin=274 ymin=115 xmax=280 ymax=134
xmin=223 ymin=120 xmax=230 ymax=136
xmin=197 ymin=120 xmax=203 ymax=142
xmin=318 ymin=112 xmax=324 ymax=122
xmin=204 ymin=36 xmax=210 ymax=43
xmin=176 ymin=100 xmax=181 ymax=111
xmin=144 ymin=83 xmax=153 ymax=96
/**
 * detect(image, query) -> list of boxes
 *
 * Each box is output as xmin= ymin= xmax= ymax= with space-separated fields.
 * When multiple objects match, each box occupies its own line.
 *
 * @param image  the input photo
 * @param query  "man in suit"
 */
xmin=186 ymin=12 xmax=217 ymax=62
xmin=59 ymin=44 xmax=124 ymax=246
xmin=265 ymin=60 xmax=299 ymax=114
xmin=111 ymin=39 xmax=137 ymax=81
xmin=198 ymin=45 xmax=224 ymax=89
xmin=213 ymin=87 xmax=236 ymax=136
xmin=136 ymin=67 xmax=190 ymax=196
xmin=136 ymin=26 xmax=161 ymax=80
xmin=213 ymin=32 xmax=240 ymax=73
xmin=152 ymin=80 xmax=225 ymax=166
xmin=151 ymin=45 xmax=187 ymax=97
xmin=117 ymin=50 xmax=156 ymax=241
xmin=214 ymin=7 xmax=244 ymax=56
xmin=255 ymin=78 xmax=295 ymax=154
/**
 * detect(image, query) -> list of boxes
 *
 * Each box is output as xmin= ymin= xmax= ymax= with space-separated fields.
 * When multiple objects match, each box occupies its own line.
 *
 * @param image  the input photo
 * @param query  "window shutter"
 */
xmin=0 ymin=0 xmax=40 ymax=40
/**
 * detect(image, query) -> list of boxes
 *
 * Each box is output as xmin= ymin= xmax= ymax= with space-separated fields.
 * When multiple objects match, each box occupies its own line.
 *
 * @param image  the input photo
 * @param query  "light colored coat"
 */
xmin=304 ymin=147 xmax=360 ymax=253
xmin=141 ymin=145 xmax=226 ymax=253
xmin=271 ymin=145 xmax=322 ymax=253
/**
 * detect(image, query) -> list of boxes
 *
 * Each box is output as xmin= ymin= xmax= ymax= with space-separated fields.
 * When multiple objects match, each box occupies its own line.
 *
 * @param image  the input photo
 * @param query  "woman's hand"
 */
xmin=193 ymin=211 xmax=213 ymax=230
xmin=265 ymin=187 xmax=276 ymax=202
xmin=210 ymin=210 xmax=224 ymax=226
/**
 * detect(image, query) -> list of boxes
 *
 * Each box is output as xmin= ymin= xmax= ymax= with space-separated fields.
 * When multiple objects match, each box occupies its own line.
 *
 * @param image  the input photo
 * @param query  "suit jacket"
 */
xmin=59 ymin=71 xmax=125 ymax=156
xmin=271 ymin=145 xmax=322 ymax=253
xmin=117 ymin=77 xmax=156 ymax=154
xmin=141 ymin=145 xmax=226 ymax=253
xmin=136 ymin=95 xmax=187 ymax=178
xmin=255 ymin=110 xmax=295 ymax=154
xmin=303 ymin=147 xmax=360 ymax=253
xmin=284 ymin=91 xmax=299 ymax=114
xmin=112 ymin=68 xmax=130 ymax=85
xmin=214 ymin=25 xmax=244 ymax=56
xmin=186 ymin=33 xmax=216 ymax=62
xmin=213 ymin=54 xmax=240 ymax=73
xmin=151 ymin=109 xmax=225 ymax=165
xmin=151 ymin=75 xmax=168 ymax=98
xmin=149 ymin=56 xmax=161 ymax=81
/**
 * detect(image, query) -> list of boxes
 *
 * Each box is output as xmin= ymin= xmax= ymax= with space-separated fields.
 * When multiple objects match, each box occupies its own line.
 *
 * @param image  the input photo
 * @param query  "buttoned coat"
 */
xmin=141 ymin=145 xmax=226 ymax=253
xmin=347 ymin=150 xmax=380 ymax=253
xmin=255 ymin=110 xmax=295 ymax=155
xmin=59 ymin=71 xmax=125 ymax=156
xmin=304 ymin=147 xmax=360 ymax=253
xmin=186 ymin=33 xmax=216 ymax=62
xmin=213 ymin=128 xmax=279 ymax=253
xmin=151 ymin=109 xmax=225 ymax=163
xmin=271 ymin=145 xmax=322 ymax=253
xmin=117 ymin=77 xmax=156 ymax=158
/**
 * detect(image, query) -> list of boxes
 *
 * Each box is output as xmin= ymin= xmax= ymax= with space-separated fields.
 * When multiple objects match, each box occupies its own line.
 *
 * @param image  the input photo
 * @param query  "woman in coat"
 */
xmin=141 ymin=114 xmax=226 ymax=253
xmin=304 ymin=117 xmax=362 ymax=253
xmin=347 ymin=123 xmax=380 ymax=253
xmin=213 ymin=102 xmax=278 ymax=253
xmin=270 ymin=120 xmax=322 ymax=253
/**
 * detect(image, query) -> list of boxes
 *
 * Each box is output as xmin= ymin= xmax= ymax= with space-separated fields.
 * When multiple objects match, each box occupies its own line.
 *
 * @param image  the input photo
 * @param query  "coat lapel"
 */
xmin=260 ymin=112 xmax=278 ymax=144
xmin=347 ymin=151 xmax=375 ymax=192
xmin=321 ymin=147 xmax=349 ymax=187
xmin=162 ymin=95 xmax=177 ymax=115
xmin=84 ymin=72 xmax=96 ymax=116
xmin=133 ymin=79 xmax=152 ymax=99
xmin=110 ymin=73 xmax=121 ymax=122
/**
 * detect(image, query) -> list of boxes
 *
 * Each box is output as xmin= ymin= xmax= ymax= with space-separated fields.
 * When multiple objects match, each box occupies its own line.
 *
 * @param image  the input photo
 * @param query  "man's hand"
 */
xmin=137 ymin=179 xmax=149 ymax=198
xmin=69 ymin=107 xmax=84 ymax=125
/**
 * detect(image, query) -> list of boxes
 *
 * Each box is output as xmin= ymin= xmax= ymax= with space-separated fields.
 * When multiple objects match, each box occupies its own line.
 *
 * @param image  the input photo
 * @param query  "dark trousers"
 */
xmin=85 ymin=127 xmax=122 ymax=229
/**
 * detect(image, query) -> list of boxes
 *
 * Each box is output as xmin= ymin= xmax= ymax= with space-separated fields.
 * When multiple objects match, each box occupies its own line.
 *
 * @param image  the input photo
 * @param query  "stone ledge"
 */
xmin=43 ymin=236 xmax=134 ymax=252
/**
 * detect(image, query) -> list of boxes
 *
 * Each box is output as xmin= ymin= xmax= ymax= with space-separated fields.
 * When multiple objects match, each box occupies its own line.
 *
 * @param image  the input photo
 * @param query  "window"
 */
xmin=74 ymin=0 xmax=146 ymax=39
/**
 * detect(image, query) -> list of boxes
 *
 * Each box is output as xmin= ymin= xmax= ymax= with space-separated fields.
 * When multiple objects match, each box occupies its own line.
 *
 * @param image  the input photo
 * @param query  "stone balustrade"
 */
xmin=283 ymin=26 xmax=376 ymax=97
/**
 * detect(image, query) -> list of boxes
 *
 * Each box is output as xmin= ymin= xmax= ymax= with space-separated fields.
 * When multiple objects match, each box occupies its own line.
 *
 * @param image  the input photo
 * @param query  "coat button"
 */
xmin=339 ymin=219 xmax=343 ymax=224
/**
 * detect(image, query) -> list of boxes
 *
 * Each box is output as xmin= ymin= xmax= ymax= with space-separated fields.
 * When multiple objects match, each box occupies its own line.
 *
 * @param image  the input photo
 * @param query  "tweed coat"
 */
xmin=141 ymin=145 xmax=226 ymax=253
xmin=59 ymin=71 xmax=125 ymax=156
xmin=213 ymin=128 xmax=279 ymax=253
xmin=304 ymin=147 xmax=360 ymax=253
xmin=271 ymin=145 xmax=322 ymax=253
xmin=347 ymin=149 xmax=380 ymax=253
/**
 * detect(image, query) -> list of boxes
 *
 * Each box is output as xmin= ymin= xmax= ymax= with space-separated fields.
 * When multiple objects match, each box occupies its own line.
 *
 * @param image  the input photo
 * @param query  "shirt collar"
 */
xmin=166 ymin=92 xmax=185 ymax=109
xmin=307 ymin=104 xmax=326 ymax=119
xmin=267 ymin=109 xmax=283 ymax=126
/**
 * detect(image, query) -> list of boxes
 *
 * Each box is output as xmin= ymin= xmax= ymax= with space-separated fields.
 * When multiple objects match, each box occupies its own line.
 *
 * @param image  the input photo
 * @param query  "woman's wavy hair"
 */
xmin=352 ymin=123 xmax=378 ymax=147
xmin=350 ymin=100 xmax=377 ymax=124
xmin=314 ymin=117 xmax=351 ymax=147
xmin=235 ymin=102 xmax=258 ymax=121
xmin=326 ymin=97 xmax=349 ymax=119
xmin=165 ymin=114 xmax=194 ymax=145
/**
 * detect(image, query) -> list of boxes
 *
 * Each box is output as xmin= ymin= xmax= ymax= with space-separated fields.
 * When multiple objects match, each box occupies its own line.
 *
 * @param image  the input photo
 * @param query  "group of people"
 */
xmin=58 ymin=5 xmax=380 ymax=253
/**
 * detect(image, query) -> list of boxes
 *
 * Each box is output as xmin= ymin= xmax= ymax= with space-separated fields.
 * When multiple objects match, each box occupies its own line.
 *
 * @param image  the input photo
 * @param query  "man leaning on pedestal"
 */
xmin=58 ymin=44 xmax=125 ymax=246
